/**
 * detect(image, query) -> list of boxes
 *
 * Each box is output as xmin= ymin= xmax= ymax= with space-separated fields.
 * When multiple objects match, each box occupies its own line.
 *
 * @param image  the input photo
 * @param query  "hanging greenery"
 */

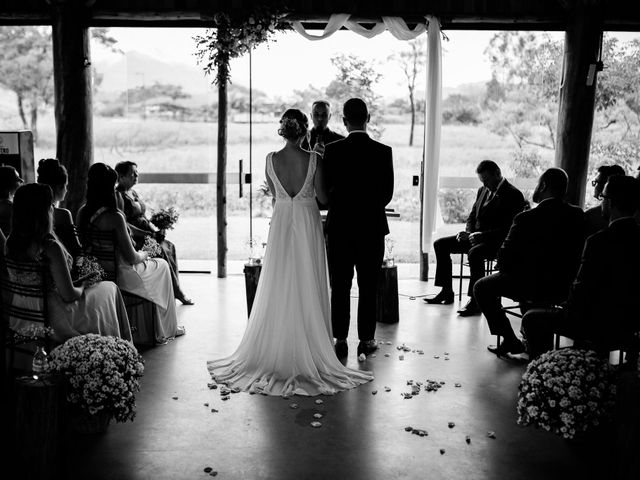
xmin=195 ymin=7 xmax=291 ymax=85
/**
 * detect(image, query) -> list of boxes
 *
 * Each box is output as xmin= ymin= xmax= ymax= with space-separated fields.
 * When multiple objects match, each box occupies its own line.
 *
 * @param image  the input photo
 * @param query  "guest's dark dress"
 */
xmin=0 ymin=198 xmax=12 ymax=237
xmin=117 ymin=189 xmax=187 ymax=301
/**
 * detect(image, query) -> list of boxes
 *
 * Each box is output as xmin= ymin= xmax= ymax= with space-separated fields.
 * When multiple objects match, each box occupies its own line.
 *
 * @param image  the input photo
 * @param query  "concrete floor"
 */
xmin=45 ymin=268 xmax=615 ymax=479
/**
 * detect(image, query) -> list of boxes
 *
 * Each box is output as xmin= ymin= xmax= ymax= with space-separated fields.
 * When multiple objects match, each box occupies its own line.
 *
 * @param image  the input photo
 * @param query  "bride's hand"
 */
xmin=313 ymin=143 xmax=325 ymax=157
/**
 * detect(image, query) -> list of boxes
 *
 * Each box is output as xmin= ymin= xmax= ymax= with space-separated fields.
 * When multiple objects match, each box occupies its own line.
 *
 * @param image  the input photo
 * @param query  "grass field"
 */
xmin=29 ymin=113 xmax=550 ymax=262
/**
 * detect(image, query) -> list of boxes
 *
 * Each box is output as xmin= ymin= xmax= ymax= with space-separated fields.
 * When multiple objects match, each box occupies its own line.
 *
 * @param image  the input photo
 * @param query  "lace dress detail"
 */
xmin=208 ymin=151 xmax=373 ymax=396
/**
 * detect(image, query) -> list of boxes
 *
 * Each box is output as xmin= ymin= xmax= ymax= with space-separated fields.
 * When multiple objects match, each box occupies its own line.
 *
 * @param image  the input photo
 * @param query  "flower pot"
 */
xmin=70 ymin=409 xmax=111 ymax=434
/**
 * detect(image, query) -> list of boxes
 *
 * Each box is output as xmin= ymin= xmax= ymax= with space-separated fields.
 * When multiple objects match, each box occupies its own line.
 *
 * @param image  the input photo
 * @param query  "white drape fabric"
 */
xmin=422 ymin=16 xmax=442 ymax=252
xmin=291 ymin=13 xmax=441 ymax=254
xmin=291 ymin=14 xmax=426 ymax=41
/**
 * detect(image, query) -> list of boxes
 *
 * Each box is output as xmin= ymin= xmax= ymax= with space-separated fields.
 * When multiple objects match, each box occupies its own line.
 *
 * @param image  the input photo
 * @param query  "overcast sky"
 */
xmin=92 ymin=28 xmax=640 ymax=98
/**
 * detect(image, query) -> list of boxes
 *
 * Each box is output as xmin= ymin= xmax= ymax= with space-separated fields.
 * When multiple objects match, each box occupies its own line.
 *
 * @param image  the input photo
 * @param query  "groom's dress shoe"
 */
xmin=423 ymin=290 xmax=455 ymax=305
xmin=335 ymin=340 xmax=348 ymax=358
xmin=457 ymin=299 xmax=481 ymax=317
xmin=487 ymin=339 xmax=526 ymax=357
xmin=357 ymin=340 xmax=378 ymax=356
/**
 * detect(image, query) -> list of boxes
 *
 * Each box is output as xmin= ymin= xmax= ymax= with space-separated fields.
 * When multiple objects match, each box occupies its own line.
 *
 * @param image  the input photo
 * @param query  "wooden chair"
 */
xmin=0 ymin=257 xmax=54 ymax=383
xmin=78 ymin=228 xmax=156 ymax=347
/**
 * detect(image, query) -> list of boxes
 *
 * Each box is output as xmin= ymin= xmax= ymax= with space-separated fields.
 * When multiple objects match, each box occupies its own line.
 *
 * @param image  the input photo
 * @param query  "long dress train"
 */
xmin=207 ymin=152 xmax=373 ymax=396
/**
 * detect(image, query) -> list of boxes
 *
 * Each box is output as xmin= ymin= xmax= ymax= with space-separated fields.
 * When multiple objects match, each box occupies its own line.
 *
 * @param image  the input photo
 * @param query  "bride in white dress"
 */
xmin=208 ymin=109 xmax=373 ymax=396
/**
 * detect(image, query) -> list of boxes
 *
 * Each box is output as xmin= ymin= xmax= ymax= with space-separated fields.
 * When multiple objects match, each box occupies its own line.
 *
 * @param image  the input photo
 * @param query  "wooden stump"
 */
xmin=14 ymin=375 xmax=67 ymax=480
xmin=244 ymin=263 xmax=262 ymax=317
xmin=376 ymin=265 xmax=399 ymax=324
xmin=615 ymin=370 xmax=640 ymax=480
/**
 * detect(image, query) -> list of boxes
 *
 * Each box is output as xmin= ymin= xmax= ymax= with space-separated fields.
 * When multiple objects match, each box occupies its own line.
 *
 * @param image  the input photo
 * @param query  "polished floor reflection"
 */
xmin=63 ymin=268 xmax=613 ymax=480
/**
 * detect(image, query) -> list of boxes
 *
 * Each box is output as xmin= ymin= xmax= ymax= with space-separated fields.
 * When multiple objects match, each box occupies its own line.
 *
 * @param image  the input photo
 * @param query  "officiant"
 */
xmin=300 ymin=100 xmax=344 ymax=154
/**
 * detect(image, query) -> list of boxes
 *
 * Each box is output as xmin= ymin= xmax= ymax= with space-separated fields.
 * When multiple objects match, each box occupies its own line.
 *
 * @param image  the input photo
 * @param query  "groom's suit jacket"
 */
xmin=323 ymin=132 xmax=394 ymax=237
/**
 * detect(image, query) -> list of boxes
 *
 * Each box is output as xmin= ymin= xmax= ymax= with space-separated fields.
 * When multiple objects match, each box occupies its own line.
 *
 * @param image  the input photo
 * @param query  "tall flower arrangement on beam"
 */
xmin=194 ymin=7 xmax=290 ymax=277
xmin=194 ymin=7 xmax=291 ymax=85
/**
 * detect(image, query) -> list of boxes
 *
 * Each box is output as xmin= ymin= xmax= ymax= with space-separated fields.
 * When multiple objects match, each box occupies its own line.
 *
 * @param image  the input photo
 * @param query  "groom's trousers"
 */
xmin=328 ymin=233 xmax=385 ymax=342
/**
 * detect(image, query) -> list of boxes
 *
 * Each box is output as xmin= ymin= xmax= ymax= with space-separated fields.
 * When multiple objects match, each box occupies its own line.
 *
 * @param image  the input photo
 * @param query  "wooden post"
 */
xmin=14 ymin=375 xmax=67 ymax=480
xmin=555 ymin=1 xmax=603 ymax=207
xmin=243 ymin=263 xmax=262 ymax=317
xmin=217 ymin=79 xmax=228 ymax=278
xmin=376 ymin=265 xmax=399 ymax=324
xmin=50 ymin=0 xmax=93 ymax=217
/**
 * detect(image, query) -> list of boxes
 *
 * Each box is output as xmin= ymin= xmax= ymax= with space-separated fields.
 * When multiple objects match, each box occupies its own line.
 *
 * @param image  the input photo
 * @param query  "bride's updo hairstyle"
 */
xmin=278 ymin=109 xmax=308 ymax=141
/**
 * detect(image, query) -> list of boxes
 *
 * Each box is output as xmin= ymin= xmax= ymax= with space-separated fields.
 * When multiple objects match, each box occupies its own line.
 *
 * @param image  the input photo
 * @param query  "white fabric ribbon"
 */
xmin=291 ymin=13 xmax=426 ymax=41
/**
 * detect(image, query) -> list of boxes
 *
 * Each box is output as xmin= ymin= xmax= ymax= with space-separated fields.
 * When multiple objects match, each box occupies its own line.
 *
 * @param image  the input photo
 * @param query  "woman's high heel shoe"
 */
xmin=423 ymin=290 xmax=455 ymax=305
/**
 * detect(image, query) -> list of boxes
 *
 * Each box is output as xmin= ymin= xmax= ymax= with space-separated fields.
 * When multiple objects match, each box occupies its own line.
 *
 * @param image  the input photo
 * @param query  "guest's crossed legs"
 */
xmin=329 ymin=234 xmax=385 ymax=342
xmin=433 ymin=235 xmax=497 ymax=296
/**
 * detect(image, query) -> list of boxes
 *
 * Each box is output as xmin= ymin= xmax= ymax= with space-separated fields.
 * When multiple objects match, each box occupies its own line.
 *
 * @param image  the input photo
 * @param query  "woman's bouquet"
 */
xmin=73 ymin=255 xmax=105 ymax=287
xmin=150 ymin=207 xmax=180 ymax=231
xmin=142 ymin=235 xmax=163 ymax=258
xmin=517 ymin=348 xmax=617 ymax=440
xmin=46 ymin=334 xmax=145 ymax=422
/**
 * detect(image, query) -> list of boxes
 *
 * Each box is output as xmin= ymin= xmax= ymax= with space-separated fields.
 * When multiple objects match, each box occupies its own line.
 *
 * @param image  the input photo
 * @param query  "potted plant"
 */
xmin=46 ymin=334 xmax=145 ymax=433
xmin=517 ymin=347 xmax=617 ymax=440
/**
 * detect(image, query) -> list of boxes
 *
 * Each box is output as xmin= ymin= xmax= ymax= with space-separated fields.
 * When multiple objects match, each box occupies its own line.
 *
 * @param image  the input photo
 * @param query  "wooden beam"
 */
xmin=51 ymin=0 xmax=93 ymax=217
xmin=217 ymin=80 xmax=227 ymax=278
xmin=555 ymin=1 xmax=603 ymax=207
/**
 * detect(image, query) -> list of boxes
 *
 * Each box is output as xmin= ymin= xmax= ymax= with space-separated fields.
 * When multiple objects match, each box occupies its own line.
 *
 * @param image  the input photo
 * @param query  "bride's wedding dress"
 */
xmin=208 ymin=152 xmax=373 ymax=396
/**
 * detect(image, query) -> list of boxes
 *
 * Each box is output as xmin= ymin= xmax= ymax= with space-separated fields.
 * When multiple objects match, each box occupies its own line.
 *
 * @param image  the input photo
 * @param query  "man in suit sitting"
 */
xmin=425 ymin=160 xmax=525 ymax=316
xmin=473 ymin=168 xmax=585 ymax=357
xmin=522 ymin=175 xmax=640 ymax=359
xmin=584 ymin=164 xmax=626 ymax=237
xmin=324 ymin=98 xmax=394 ymax=358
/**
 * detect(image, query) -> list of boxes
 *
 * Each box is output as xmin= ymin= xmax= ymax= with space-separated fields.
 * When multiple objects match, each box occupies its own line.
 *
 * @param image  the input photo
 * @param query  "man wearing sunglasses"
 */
xmin=584 ymin=164 xmax=626 ymax=236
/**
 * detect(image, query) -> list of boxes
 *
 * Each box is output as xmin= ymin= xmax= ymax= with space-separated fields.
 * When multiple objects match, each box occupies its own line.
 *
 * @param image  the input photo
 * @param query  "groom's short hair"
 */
xmin=343 ymin=98 xmax=368 ymax=124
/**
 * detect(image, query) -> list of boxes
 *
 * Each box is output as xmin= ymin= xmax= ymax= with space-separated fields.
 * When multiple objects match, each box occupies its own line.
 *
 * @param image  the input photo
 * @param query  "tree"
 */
xmin=0 ymin=26 xmax=118 ymax=144
xmin=325 ymin=53 xmax=383 ymax=138
xmin=390 ymin=38 xmax=426 ymax=145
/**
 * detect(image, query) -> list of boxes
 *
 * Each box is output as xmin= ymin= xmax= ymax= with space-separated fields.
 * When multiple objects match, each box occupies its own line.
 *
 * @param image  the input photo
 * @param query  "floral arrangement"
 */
xmin=142 ymin=235 xmax=163 ymax=258
xmin=13 ymin=324 xmax=55 ymax=343
xmin=194 ymin=6 xmax=290 ymax=85
xmin=46 ymin=334 xmax=144 ymax=422
xmin=150 ymin=207 xmax=180 ymax=231
xmin=74 ymin=255 xmax=105 ymax=287
xmin=517 ymin=348 xmax=617 ymax=440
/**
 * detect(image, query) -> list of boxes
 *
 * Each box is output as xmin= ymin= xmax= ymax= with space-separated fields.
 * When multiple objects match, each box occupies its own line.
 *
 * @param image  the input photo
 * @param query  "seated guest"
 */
xmin=425 ymin=160 xmax=525 ymax=316
xmin=584 ymin=164 xmax=626 ymax=237
xmin=77 ymin=163 xmax=183 ymax=344
xmin=37 ymin=158 xmax=82 ymax=258
xmin=474 ymin=168 xmax=585 ymax=357
xmin=0 ymin=165 xmax=23 ymax=237
xmin=6 ymin=183 xmax=132 ymax=343
xmin=522 ymin=175 xmax=640 ymax=359
xmin=114 ymin=161 xmax=193 ymax=305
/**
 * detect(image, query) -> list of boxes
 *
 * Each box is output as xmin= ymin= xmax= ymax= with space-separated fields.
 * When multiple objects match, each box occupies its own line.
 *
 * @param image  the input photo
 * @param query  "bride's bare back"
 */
xmin=271 ymin=147 xmax=310 ymax=198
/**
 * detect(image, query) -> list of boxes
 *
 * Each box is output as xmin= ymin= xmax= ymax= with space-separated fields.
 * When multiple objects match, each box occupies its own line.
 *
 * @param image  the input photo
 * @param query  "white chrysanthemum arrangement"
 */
xmin=46 ymin=334 xmax=144 ymax=422
xmin=517 ymin=348 xmax=617 ymax=440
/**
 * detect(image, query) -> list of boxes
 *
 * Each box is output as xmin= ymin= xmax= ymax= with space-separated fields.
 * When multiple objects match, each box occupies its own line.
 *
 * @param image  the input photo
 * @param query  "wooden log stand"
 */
xmin=244 ymin=263 xmax=262 ymax=317
xmin=14 ymin=375 xmax=67 ymax=480
xmin=376 ymin=264 xmax=399 ymax=324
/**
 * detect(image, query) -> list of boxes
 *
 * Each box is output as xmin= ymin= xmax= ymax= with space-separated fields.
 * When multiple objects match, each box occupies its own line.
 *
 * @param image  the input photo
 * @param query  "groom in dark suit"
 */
xmin=323 ymin=98 xmax=394 ymax=358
